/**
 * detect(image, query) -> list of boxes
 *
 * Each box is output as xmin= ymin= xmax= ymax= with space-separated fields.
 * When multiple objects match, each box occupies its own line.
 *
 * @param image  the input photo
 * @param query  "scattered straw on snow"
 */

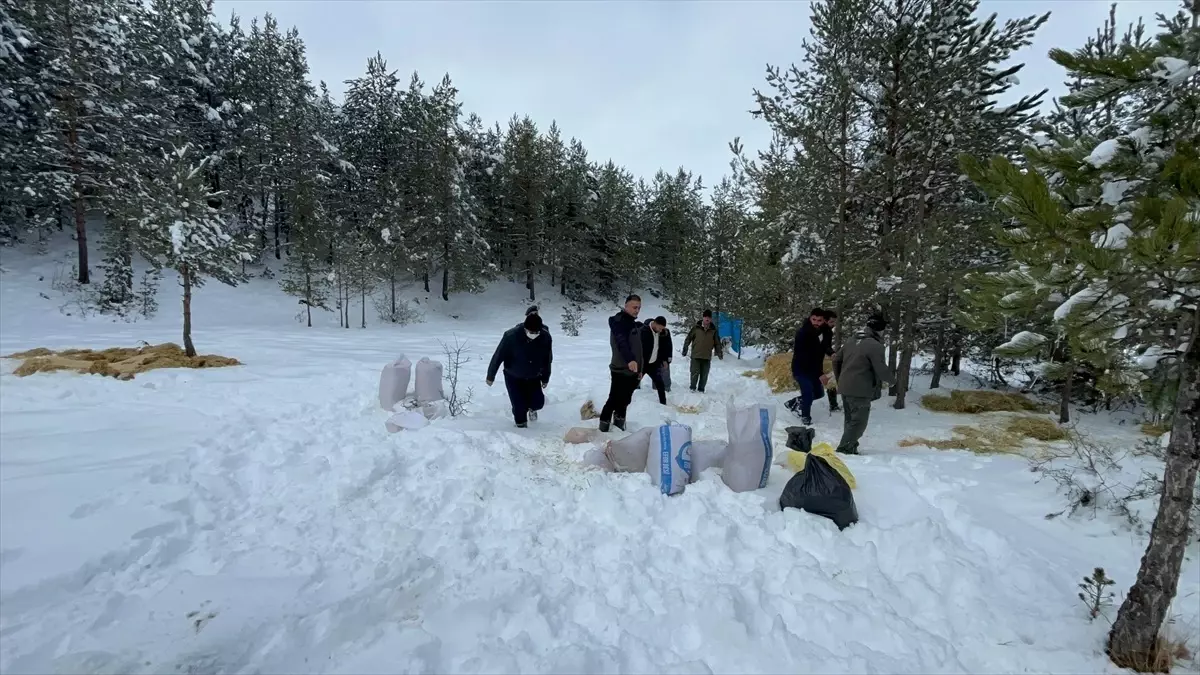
xmin=920 ymin=389 xmax=1043 ymax=414
xmin=6 ymin=343 xmax=240 ymax=380
xmin=900 ymin=415 xmax=1069 ymax=455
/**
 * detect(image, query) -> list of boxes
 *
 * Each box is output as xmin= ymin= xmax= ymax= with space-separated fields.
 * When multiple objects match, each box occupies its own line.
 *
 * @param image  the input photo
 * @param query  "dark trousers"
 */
xmin=503 ymin=373 xmax=545 ymax=424
xmin=600 ymin=372 xmax=639 ymax=423
xmin=647 ymin=363 xmax=668 ymax=405
xmin=796 ymin=373 xmax=824 ymax=418
xmin=836 ymin=395 xmax=872 ymax=454
xmin=689 ymin=358 xmax=712 ymax=391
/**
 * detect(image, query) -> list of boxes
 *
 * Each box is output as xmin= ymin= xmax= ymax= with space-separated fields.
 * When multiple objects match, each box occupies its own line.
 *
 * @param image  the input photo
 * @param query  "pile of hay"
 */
xmin=1140 ymin=421 xmax=1170 ymax=437
xmin=762 ymin=352 xmax=799 ymax=393
xmin=6 ymin=343 xmax=240 ymax=380
xmin=920 ymin=389 xmax=1042 ymax=414
xmin=900 ymin=415 xmax=1069 ymax=454
xmin=674 ymin=403 xmax=701 ymax=414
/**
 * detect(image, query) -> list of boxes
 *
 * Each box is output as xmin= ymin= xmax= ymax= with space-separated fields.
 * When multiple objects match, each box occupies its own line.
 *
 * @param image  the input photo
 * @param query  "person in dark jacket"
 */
xmin=682 ymin=309 xmax=723 ymax=392
xmin=790 ymin=307 xmax=828 ymax=426
xmin=832 ymin=313 xmax=894 ymax=454
xmin=487 ymin=313 xmax=553 ymax=428
xmin=641 ymin=316 xmax=673 ymax=405
xmin=820 ymin=309 xmax=841 ymax=413
xmin=600 ymin=294 xmax=644 ymax=432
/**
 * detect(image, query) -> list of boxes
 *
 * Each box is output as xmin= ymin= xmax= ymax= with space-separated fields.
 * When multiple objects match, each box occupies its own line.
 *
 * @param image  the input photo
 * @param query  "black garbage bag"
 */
xmin=779 ymin=453 xmax=859 ymax=530
xmin=784 ymin=426 xmax=815 ymax=453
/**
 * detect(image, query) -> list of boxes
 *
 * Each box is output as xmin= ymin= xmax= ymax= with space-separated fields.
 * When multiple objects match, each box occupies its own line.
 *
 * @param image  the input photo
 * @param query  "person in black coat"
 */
xmin=487 ymin=313 xmax=553 ymax=428
xmin=600 ymin=294 xmax=645 ymax=432
xmin=789 ymin=307 xmax=828 ymax=425
xmin=640 ymin=316 xmax=673 ymax=405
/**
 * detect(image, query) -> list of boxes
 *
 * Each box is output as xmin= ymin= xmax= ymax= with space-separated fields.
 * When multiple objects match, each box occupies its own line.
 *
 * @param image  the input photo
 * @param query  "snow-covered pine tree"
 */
xmin=498 ymin=115 xmax=548 ymax=301
xmin=134 ymin=143 xmax=252 ymax=355
xmin=552 ymin=138 xmax=595 ymax=298
xmin=590 ymin=161 xmax=642 ymax=300
xmin=0 ymin=0 xmax=52 ymax=244
xmin=960 ymin=3 xmax=1198 ymax=664
xmin=30 ymin=0 xmax=143 ymax=283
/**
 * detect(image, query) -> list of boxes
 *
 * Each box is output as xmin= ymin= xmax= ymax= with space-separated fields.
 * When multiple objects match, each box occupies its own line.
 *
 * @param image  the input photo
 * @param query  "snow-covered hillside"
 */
xmin=0 ymin=247 xmax=1197 ymax=674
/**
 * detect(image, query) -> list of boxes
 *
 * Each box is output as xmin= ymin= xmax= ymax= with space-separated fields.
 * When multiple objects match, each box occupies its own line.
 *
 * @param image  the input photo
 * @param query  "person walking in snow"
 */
xmin=641 ymin=316 xmax=673 ymax=405
xmin=832 ymin=313 xmax=894 ymax=455
xmin=821 ymin=309 xmax=842 ymax=413
xmin=599 ymin=294 xmax=645 ymax=432
xmin=681 ymin=309 xmax=722 ymax=393
xmin=486 ymin=312 xmax=553 ymax=428
xmin=790 ymin=307 xmax=828 ymax=426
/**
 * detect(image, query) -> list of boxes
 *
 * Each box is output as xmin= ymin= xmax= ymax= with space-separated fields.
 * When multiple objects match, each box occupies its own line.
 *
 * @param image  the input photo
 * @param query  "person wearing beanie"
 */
xmin=819 ymin=309 xmax=842 ymax=413
xmin=831 ymin=312 xmax=894 ymax=454
xmin=486 ymin=312 xmax=553 ymax=428
xmin=525 ymin=305 xmax=539 ymax=317
xmin=681 ymin=309 xmax=723 ymax=393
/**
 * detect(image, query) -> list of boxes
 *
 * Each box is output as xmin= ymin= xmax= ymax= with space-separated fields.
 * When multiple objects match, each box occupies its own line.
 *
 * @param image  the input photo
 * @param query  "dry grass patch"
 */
xmin=763 ymin=352 xmax=799 ymax=393
xmin=6 ymin=343 xmax=240 ymax=380
xmin=1140 ymin=422 xmax=1171 ymax=438
xmin=1113 ymin=635 xmax=1194 ymax=673
xmin=900 ymin=415 xmax=1069 ymax=455
xmin=674 ymin=404 xmax=701 ymax=414
xmin=920 ymin=389 xmax=1042 ymax=414
xmin=741 ymin=369 xmax=764 ymax=379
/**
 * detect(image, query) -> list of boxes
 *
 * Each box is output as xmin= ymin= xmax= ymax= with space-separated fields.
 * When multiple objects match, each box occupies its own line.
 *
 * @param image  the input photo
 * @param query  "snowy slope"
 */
xmin=1 ymin=247 xmax=1197 ymax=674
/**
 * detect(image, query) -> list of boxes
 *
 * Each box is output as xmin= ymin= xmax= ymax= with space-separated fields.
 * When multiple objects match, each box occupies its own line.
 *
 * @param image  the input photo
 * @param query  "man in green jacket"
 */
xmin=681 ymin=309 xmax=723 ymax=393
xmin=831 ymin=313 xmax=894 ymax=455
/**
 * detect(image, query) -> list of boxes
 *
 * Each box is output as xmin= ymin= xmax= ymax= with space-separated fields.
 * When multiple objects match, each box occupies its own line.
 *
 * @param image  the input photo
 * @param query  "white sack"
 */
xmin=414 ymin=357 xmax=445 ymax=404
xmin=689 ymin=439 xmax=729 ymax=482
xmin=722 ymin=400 xmax=776 ymax=493
xmin=581 ymin=446 xmax=614 ymax=472
xmin=646 ymin=423 xmax=692 ymax=496
xmin=603 ymin=426 xmax=653 ymax=473
xmin=378 ymin=355 xmax=412 ymax=411
xmin=385 ymin=410 xmax=429 ymax=433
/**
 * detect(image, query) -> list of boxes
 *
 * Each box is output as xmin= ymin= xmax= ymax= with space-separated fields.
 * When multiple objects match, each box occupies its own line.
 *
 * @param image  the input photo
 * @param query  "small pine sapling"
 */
xmin=560 ymin=303 xmax=584 ymax=337
xmin=440 ymin=336 xmax=474 ymax=417
xmin=1080 ymin=567 xmax=1117 ymax=621
xmin=137 ymin=269 xmax=161 ymax=319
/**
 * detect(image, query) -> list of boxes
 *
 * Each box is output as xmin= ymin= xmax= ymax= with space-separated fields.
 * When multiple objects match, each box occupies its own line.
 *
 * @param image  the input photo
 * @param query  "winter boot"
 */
xmin=801 ymin=415 xmax=813 ymax=427
xmin=516 ymin=421 xmax=528 ymax=429
xmin=613 ymin=416 xmax=627 ymax=432
xmin=599 ymin=419 xmax=612 ymax=433
xmin=528 ymin=410 xmax=538 ymax=423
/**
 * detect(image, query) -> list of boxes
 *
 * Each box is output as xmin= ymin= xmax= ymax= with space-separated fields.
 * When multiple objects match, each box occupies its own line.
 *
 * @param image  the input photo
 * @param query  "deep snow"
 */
xmin=1 ymin=248 xmax=1197 ymax=674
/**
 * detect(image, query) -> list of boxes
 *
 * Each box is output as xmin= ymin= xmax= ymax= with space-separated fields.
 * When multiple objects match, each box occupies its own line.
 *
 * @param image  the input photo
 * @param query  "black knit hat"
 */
xmin=866 ymin=313 xmax=889 ymax=331
xmin=525 ymin=305 xmax=539 ymax=317
xmin=702 ymin=309 xmax=712 ymax=318
xmin=524 ymin=313 xmax=543 ymax=332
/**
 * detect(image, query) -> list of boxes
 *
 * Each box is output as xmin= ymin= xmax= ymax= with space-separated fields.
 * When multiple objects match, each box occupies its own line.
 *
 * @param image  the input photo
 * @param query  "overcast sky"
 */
xmin=214 ymin=0 xmax=1182 ymax=191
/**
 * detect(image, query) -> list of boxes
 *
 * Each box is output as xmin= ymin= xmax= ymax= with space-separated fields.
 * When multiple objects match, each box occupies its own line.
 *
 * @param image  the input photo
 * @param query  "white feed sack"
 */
xmin=722 ymin=400 xmax=776 ymax=493
xmin=413 ymin=357 xmax=446 ymax=404
xmin=689 ymin=440 xmax=729 ymax=483
xmin=581 ymin=446 xmax=615 ymax=472
xmin=603 ymin=426 xmax=654 ymax=473
xmin=378 ymin=354 xmax=412 ymax=411
xmin=646 ymin=423 xmax=692 ymax=496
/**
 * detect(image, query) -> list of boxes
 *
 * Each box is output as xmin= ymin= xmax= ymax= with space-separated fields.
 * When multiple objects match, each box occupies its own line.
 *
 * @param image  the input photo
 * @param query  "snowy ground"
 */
xmin=1 ymin=248 xmax=1197 ymax=674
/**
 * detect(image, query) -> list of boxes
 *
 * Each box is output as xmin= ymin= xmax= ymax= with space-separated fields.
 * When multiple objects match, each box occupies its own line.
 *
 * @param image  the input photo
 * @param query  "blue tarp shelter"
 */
xmin=713 ymin=311 xmax=744 ymax=358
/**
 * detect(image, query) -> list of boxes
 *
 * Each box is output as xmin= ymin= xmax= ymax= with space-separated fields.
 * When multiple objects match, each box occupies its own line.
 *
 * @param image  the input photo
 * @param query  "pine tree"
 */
xmin=961 ymin=2 xmax=1198 ymax=663
xmin=134 ymin=143 xmax=252 ymax=355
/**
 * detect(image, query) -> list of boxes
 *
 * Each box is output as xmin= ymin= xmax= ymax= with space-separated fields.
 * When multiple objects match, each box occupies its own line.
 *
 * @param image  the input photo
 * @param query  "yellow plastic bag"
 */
xmin=783 ymin=442 xmax=857 ymax=489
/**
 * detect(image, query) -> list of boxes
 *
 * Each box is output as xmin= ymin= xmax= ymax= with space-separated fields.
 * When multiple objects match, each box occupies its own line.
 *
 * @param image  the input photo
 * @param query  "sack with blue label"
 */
xmin=721 ymin=400 xmax=777 ymax=493
xmin=646 ymin=423 xmax=692 ymax=495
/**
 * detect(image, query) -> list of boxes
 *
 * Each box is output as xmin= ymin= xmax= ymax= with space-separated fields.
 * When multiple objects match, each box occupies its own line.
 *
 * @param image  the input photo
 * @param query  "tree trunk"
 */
xmin=527 ymin=268 xmax=535 ymax=302
xmin=887 ymin=329 xmax=900 ymax=396
xmin=181 ymin=263 xmax=195 ymax=357
xmin=273 ymin=193 xmax=281 ymax=260
xmin=423 ymin=270 xmax=430 ymax=294
xmin=63 ymin=4 xmax=89 ymax=284
xmin=390 ymin=272 xmax=396 ymax=319
xmin=930 ymin=337 xmax=946 ymax=390
xmin=304 ymin=271 xmax=312 ymax=328
xmin=1107 ymin=310 xmax=1199 ymax=671
xmin=1059 ymin=363 xmax=1073 ymax=424
xmin=442 ymin=265 xmax=450 ymax=302
xmin=360 ymin=284 xmax=366 ymax=328
xmin=951 ymin=345 xmax=962 ymax=376
xmin=893 ymin=311 xmax=915 ymax=409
